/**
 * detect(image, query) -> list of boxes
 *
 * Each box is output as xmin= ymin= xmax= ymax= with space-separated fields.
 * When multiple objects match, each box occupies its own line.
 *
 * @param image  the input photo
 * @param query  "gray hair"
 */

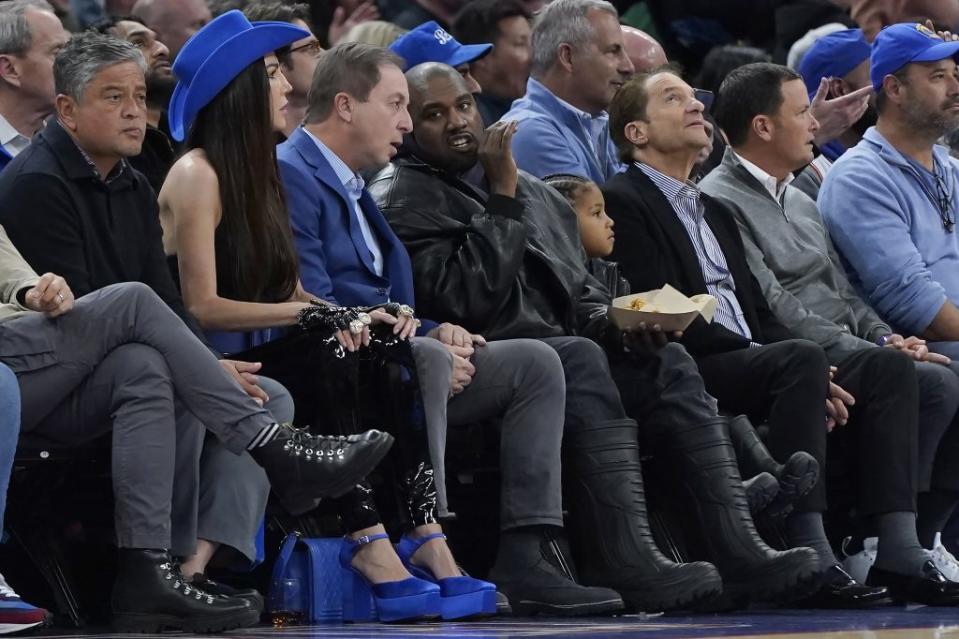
xmin=0 ymin=0 xmax=56 ymax=56
xmin=530 ymin=0 xmax=617 ymax=77
xmin=54 ymin=31 xmax=146 ymax=100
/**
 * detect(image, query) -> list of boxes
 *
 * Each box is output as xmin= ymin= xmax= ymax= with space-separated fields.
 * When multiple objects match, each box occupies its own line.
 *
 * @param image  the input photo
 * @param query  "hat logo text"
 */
xmin=434 ymin=28 xmax=453 ymax=45
xmin=915 ymin=23 xmax=943 ymax=40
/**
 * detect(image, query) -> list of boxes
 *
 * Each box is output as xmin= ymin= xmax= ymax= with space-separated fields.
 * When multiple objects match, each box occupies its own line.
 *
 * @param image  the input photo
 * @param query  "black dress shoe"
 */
xmin=112 ymin=549 xmax=260 ymax=633
xmin=190 ymin=574 xmax=264 ymax=613
xmin=249 ymin=425 xmax=394 ymax=515
xmin=867 ymin=560 xmax=959 ymax=606
xmin=799 ymin=565 xmax=889 ymax=608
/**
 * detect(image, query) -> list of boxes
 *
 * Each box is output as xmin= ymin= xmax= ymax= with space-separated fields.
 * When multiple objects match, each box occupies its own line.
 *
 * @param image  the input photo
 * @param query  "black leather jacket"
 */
xmin=367 ymin=157 xmax=613 ymax=342
xmin=588 ymin=258 xmax=630 ymax=301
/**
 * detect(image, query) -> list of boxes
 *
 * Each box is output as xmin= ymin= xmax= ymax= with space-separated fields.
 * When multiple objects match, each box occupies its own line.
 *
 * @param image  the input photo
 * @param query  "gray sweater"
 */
xmin=699 ymin=148 xmax=890 ymax=365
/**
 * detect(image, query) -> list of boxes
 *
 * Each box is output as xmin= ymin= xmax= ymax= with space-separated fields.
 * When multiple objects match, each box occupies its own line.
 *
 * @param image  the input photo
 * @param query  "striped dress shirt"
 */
xmin=637 ymin=162 xmax=754 ymax=340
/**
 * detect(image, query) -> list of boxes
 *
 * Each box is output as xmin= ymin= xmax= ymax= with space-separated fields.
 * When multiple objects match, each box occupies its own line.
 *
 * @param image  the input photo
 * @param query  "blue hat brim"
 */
xmin=444 ymin=43 xmax=493 ymax=68
xmin=872 ymin=35 xmax=959 ymax=90
xmin=911 ymin=40 xmax=959 ymax=64
xmin=168 ymin=21 xmax=308 ymax=141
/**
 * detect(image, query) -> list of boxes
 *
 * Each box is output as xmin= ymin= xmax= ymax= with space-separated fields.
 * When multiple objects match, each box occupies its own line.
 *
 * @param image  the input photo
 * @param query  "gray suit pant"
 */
xmin=194 ymin=374 xmax=291 ymax=563
xmin=1 ymin=282 xmax=276 ymax=557
xmin=411 ymin=337 xmax=565 ymax=530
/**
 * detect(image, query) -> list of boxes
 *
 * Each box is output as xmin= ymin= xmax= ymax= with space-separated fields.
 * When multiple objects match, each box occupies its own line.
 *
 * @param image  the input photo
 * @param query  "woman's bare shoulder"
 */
xmin=162 ymin=149 xmax=221 ymax=208
xmin=160 ymin=149 xmax=225 ymax=227
xmin=167 ymin=149 xmax=221 ymax=190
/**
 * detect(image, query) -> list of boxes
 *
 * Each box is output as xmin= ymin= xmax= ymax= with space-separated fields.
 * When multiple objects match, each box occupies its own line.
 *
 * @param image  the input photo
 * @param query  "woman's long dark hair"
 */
xmin=187 ymin=58 xmax=299 ymax=304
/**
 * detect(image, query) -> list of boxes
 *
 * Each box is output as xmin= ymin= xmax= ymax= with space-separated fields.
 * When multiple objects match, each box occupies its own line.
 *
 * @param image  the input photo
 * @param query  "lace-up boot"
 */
xmin=111 ymin=549 xmax=260 ymax=633
xmin=249 ymin=424 xmax=394 ymax=515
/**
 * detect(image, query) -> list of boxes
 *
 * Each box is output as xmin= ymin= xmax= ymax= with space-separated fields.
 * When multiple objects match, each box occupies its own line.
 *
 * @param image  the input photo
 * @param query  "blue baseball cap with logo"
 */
xmin=798 ymin=28 xmax=871 ymax=98
xmin=870 ymin=22 xmax=959 ymax=91
xmin=389 ymin=20 xmax=492 ymax=70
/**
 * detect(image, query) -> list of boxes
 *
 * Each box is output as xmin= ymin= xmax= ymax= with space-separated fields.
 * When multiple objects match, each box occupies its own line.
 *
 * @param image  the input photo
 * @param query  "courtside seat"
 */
xmin=6 ymin=433 xmax=113 ymax=627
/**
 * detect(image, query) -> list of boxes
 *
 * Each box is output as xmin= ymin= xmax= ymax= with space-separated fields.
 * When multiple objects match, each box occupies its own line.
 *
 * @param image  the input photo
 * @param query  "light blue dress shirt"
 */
xmin=303 ymin=129 xmax=384 ymax=276
xmin=637 ymin=162 xmax=754 ymax=341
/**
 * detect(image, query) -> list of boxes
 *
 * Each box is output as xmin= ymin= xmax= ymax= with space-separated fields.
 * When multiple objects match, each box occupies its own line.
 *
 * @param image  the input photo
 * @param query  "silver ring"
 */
xmin=357 ymin=312 xmax=372 ymax=326
xmin=349 ymin=319 xmax=365 ymax=335
xmin=398 ymin=304 xmax=415 ymax=318
xmin=57 ymin=293 xmax=65 ymax=304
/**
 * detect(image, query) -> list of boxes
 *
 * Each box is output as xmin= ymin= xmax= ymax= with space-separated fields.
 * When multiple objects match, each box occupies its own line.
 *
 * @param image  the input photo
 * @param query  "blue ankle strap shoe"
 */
xmin=396 ymin=533 xmax=498 ymax=620
xmin=339 ymin=533 xmax=441 ymax=623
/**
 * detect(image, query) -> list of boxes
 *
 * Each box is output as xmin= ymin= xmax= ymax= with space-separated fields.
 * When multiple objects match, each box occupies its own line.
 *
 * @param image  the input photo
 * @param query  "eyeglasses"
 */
xmin=934 ymin=168 xmax=955 ymax=233
xmin=288 ymin=39 xmax=323 ymax=57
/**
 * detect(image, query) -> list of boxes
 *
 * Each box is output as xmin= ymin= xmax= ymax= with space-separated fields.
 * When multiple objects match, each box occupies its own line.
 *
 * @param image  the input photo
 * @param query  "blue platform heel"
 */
xmin=339 ymin=533 xmax=441 ymax=622
xmin=396 ymin=533 xmax=498 ymax=620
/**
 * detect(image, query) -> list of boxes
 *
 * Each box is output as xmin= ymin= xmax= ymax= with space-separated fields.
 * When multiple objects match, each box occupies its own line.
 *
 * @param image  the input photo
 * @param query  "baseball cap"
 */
xmin=798 ymin=28 xmax=871 ymax=98
xmin=870 ymin=22 xmax=959 ymax=90
xmin=389 ymin=20 xmax=492 ymax=70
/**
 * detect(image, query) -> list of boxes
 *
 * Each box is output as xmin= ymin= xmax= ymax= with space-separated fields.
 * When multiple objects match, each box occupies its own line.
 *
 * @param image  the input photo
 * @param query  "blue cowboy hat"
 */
xmin=168 ymin=9 xmax=308 ymax=141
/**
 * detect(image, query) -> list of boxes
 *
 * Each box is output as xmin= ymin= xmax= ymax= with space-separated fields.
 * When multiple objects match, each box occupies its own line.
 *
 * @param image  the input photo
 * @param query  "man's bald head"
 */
xmin=132 ymin=0 xmax=210 ymax=58
xmin=404 ymin=61 xmax=486 ymax=174
xmin=621 ymin=25 xmax=666 ymax=73
xmin=406 ymin=62 xmax=470 ymax=112
xmin=131 ymin=0 xmax=154 ymax=20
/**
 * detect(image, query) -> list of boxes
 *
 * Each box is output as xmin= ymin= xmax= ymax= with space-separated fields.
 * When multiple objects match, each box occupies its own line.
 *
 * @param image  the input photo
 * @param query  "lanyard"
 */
xmin=907 ymin=156 xmax=955 ymax=233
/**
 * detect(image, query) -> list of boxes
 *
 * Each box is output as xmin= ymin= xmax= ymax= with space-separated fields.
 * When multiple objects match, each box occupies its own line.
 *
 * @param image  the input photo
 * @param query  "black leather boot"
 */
xmin=744 ymin=472 xmax=780 ymax=514
xmin=728 ymin=414 xmax=819 ymax=517
xmin=189 ymin=574 xmax=264 ymax=613
xmin=112 ymin=549 xmax=260 ymax=633
xmin=564 ymin=418 xmax=723 ymax=612
xmin=653 ymin=418 xmax=820 ymax=605
xmin=488 ymin=527 xmax=625 ymax=617
xmin=249 ymin=424 xmax=394 ymax=515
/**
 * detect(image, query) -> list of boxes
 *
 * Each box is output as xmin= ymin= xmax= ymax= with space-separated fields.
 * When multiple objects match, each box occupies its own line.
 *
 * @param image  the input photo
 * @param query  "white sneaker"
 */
xmin=929 ymin=532 xmax=959 ymax=583
xmin=841 ymin=536 xmax=877 ymax=584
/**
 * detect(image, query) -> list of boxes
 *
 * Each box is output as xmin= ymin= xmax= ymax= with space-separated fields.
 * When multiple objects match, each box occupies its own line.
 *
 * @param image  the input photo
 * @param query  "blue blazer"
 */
xmin=277 ymin=127 xmax=435 ymax=333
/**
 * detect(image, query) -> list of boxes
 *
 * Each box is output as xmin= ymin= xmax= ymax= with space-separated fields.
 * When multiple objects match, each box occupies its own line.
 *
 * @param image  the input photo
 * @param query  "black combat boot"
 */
xmin=112 ymin=549 xmax=259 ymax=633
xmin=249 ymin=424 xmax=394 ymax=514
xmin=189 ymin=573 xmax=264 ymax=613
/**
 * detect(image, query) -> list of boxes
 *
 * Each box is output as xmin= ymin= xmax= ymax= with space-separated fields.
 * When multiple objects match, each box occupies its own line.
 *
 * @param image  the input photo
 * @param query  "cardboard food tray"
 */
xmin=609 ymin=284 xmax=717 ymax=332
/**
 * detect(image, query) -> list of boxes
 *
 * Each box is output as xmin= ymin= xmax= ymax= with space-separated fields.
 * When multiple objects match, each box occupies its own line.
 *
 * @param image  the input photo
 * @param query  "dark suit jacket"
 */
xmin=602 ymin=163 xmax=795 ymax=358
xmin=0 ymin=119 xmax=209 ymax=346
